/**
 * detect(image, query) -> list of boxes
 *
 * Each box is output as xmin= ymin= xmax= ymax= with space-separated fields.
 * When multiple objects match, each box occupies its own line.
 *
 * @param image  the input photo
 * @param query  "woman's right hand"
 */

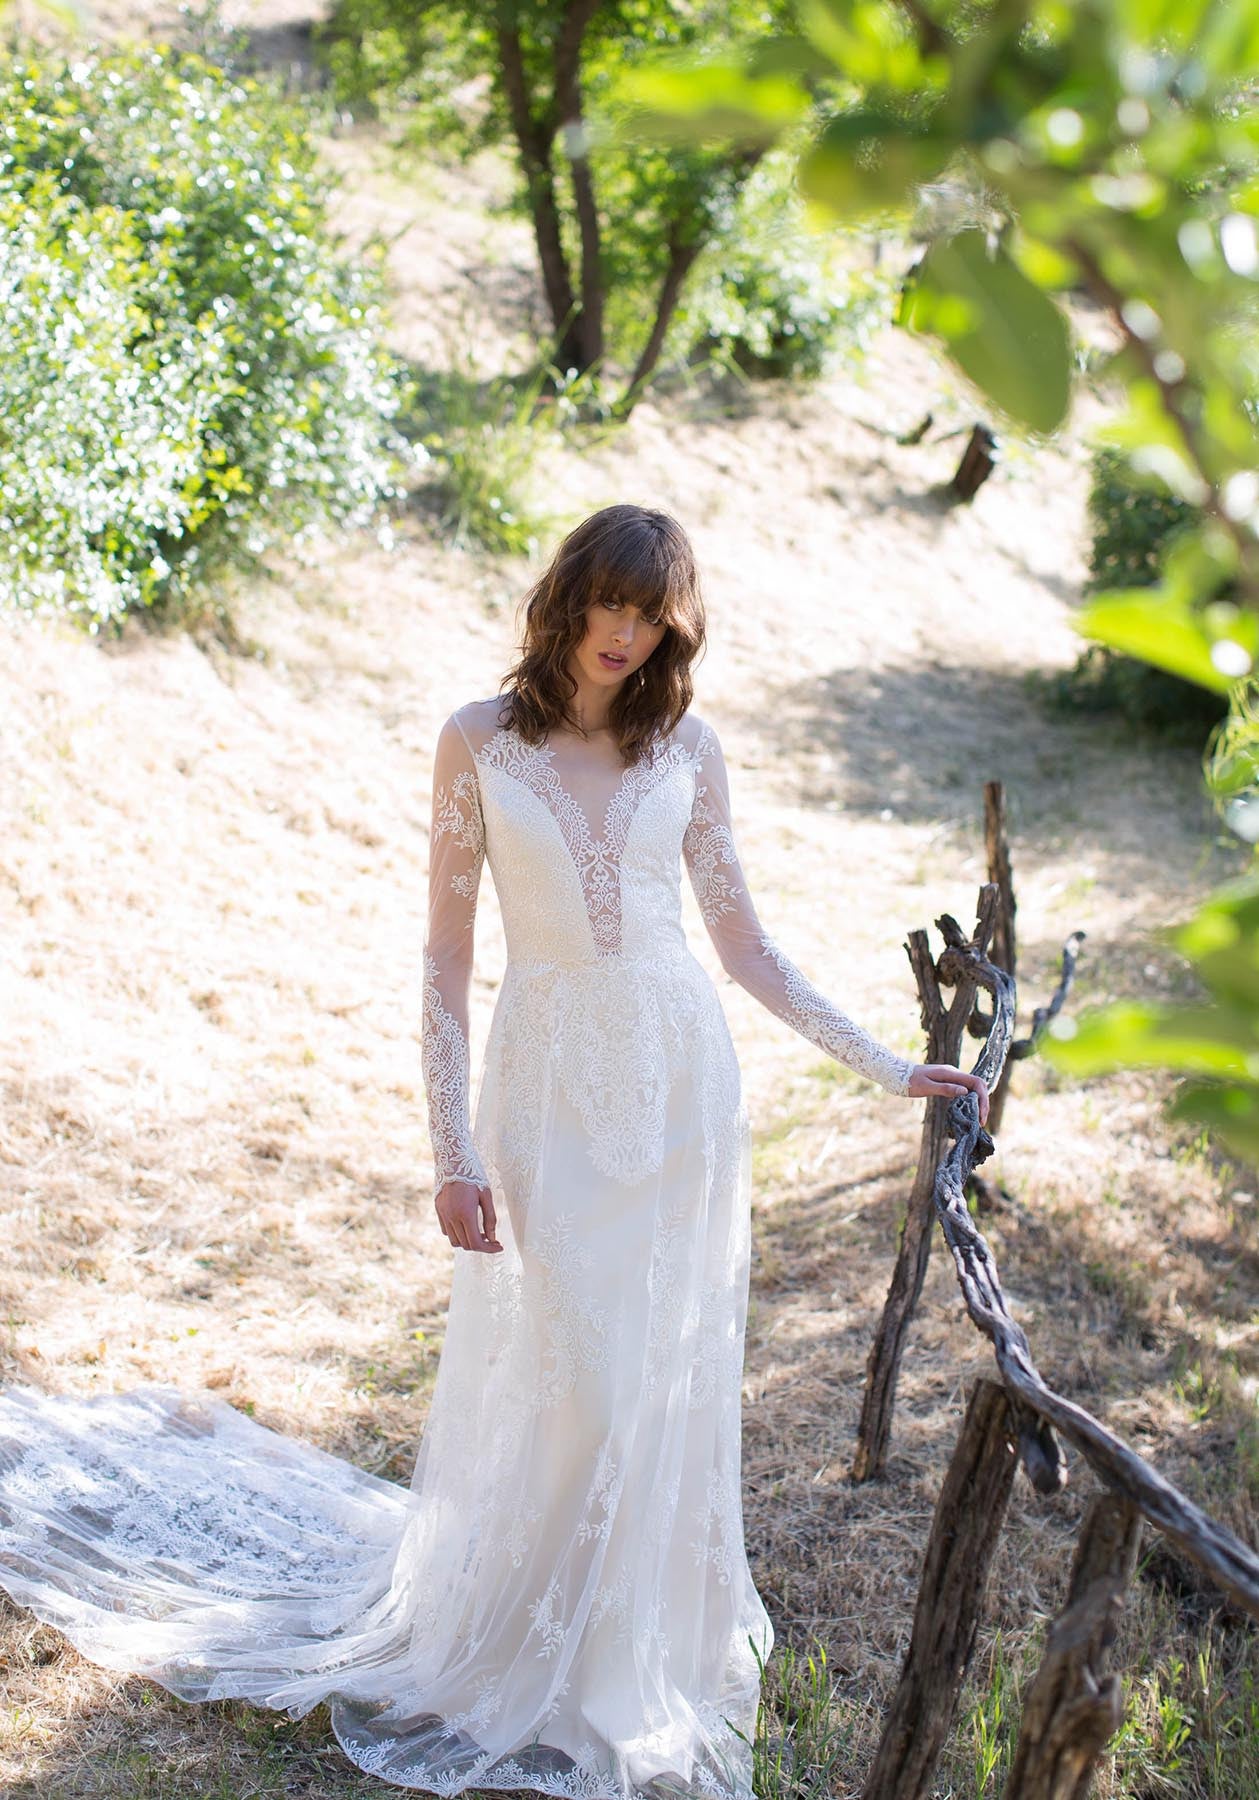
xmin=435 ymin=1178 xmax=504 ymax=1253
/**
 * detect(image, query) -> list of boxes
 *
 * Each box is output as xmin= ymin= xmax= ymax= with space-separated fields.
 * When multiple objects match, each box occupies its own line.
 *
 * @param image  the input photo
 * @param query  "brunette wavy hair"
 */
xmin=497 ymin=504 xmax=706 ymax=765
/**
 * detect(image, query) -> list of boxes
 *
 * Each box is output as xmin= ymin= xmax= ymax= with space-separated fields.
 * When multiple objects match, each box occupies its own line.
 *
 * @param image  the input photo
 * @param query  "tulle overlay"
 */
xmin=0 ymin=700 xmax=915 ymax=1796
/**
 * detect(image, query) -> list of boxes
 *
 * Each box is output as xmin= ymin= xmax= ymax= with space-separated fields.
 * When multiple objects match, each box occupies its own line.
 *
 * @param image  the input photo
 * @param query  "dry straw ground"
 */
xmin=1 ymin=3 xmax=1257 ymax=1797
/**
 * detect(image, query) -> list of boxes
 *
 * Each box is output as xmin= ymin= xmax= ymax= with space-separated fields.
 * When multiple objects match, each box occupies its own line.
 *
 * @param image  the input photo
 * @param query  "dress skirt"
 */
xmin=0 ymin=950 xmax=774 ymax=1799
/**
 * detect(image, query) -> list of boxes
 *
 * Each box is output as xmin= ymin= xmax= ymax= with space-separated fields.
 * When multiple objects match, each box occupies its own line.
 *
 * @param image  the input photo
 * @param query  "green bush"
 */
xmin=408 ymin=319 xmax=615 ymax=557
xmin=661 ymin=147 xmax=899 ymax=381
xmin=1042 ymin=446 xmax=1229 ymax=742
xmin=0 ymin=45 xmax=413 ymax=631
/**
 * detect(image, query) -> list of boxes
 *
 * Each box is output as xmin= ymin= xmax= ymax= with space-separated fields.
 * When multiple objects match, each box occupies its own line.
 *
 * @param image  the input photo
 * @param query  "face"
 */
xmin=572 ymin=595 xmax=668 ymax=688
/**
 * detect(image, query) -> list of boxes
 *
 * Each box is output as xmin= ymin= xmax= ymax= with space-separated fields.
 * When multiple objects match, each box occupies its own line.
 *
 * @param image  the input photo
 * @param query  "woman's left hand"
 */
xmin=907 ymin=1063 xmax=990 ymax=1126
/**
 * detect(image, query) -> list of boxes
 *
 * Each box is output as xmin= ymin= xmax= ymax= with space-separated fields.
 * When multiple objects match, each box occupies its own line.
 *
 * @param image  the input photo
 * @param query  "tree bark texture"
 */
xmin=1005 ymin=1493 xmax=1143 ymax=1800
xmin=861 ymin=1378 xmax=1020 ymax=1800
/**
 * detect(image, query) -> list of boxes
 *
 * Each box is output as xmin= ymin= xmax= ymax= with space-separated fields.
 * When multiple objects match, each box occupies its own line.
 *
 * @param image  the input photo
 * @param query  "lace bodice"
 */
xmin=421 ymin=698 xmax=916 ymax=1195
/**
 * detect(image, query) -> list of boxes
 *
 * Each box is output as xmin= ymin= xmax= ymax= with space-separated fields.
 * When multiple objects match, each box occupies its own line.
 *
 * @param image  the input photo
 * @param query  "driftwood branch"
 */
xmin=1005 ymin=1492 xmax=1143 ymax=1800
xmin=862 ymin=1378 xmax=1020 ymax=1800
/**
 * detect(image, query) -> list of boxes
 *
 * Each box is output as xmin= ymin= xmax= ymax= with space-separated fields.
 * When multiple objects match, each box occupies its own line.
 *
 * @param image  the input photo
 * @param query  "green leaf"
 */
xmin=1076 ymin=529 xmax=1250 ymax=693
xmin=897 ymin=228 xmax=1072 ymax=433
xmin=611 ymin=59 xmax=810 ymax=147
xmin=797 ymin=110 xmax=951 ymax=218
xmin=1167 ymin=1080 xmax=1259 ymax=1165
xmin=1043 ymin=1000 xmax=1259 ymax=1080
xmin=1074 ymin=589 xmax=1245 ymax=692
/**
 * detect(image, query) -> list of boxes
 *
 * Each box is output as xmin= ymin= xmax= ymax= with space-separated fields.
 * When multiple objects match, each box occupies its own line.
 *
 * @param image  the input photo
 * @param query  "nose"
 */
xmin=612 ymin=618 xmax=633 ymax=647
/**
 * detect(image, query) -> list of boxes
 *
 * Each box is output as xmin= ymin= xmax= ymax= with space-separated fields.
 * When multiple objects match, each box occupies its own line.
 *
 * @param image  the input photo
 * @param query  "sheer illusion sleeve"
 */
xmin=422 ymin=710 xmax=490 ymax=1195
xmin=682 ymin=721 xmax=917 ymax=1098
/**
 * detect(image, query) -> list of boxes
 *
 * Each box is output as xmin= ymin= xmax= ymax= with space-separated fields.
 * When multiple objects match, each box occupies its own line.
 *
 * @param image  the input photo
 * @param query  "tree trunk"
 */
xmin=553 ymin=0 xmax=604 ymax=370
xmin=496 ymin=22 xmax=583 ymax=369
xmin=617 ymin=147 xmax=768 ymax=416
xmin=616 ymin=227 xmax=706 ymax=413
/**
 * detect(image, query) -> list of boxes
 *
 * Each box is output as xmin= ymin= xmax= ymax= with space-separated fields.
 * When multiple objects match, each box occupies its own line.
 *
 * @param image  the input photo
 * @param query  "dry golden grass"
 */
xmin=2 ymin=3 xmax=1258 ymax=1796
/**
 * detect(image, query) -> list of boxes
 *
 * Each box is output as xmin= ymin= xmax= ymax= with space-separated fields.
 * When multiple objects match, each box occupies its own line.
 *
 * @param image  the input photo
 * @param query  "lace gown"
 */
xmin=0 ymin=698 xmax=914 ymax=1799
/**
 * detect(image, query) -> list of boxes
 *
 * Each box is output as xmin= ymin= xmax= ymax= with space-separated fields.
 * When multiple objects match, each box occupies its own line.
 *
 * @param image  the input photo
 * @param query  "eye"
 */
xmin=600 ymin=598 xmax=623 ymax=611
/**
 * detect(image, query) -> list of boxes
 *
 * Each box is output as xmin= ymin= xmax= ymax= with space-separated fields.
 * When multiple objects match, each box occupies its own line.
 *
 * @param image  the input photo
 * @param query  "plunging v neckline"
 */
xmin=492 ymin=723 xmax=677 ymax=855
xmin=476 ymin=722 xmax=696 ymax=952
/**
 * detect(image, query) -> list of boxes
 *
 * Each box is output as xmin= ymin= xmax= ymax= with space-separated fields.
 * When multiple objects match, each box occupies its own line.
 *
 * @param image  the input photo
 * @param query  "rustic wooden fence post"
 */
xmin=1004 ymin=1493 xmax=1143 ymax=1800
xmin=843 ymin=882 xmax=1259 ymax=1800
xmin=950 ymin=423 xmax=999 ymax=500
xmin=851 ymin=921 xmax=980 ymax=1480
xmin=860 ymin=1377 xmax=1020 ymax=1800
xmin=981 ymin=784 xmax=1016 ymax=1117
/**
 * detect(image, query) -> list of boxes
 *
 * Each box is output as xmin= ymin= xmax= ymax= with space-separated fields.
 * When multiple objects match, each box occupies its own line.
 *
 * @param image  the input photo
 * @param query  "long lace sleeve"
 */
xmin=422 ymin=709 xmax=490 ymax=1195
xmin=682 ymin=721 xmax=917 ymax=1098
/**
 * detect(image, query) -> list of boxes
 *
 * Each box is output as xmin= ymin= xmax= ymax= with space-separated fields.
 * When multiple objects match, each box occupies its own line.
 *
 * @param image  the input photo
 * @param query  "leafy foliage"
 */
xmin=412 ymin=333 xmax=611 ymax=556
xmin=661 ymin=144 xmax=900 ymax=379
xmin=316 ymin=0 xmax=843 ymax=405
xmin=0 ymin=45 xmax=410 ymax=631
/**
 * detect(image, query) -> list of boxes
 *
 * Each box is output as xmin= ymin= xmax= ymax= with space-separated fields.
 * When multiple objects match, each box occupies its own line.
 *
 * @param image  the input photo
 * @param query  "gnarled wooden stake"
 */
xmin=861 ymin=1378 xmax=1019 ymax=1800
xmin=851 ymin=927 xmax=976 ymax=1482
xmin=1005 ymin=1492 xmax=1143 ymax=1800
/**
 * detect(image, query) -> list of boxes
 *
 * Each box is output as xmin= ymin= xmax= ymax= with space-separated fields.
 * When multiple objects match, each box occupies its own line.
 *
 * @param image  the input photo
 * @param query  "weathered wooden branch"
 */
xmin=852 ymin=927 xmax=979 ymax=1481
xmin=965 ymin=780 xmax=1087 ymax=1210
xmin=977 ymin=780 xmax=1016 ymax=1119
xmin=1008 ymin=929 xmax=1086 ymax=1062
xmin=862 ymin=1378 xmax=1020 ymax=1800
xmin=1005 ymin=1493 xmax=1143 ymax=1800
xmin=897 ymin=411 xmax=934 ymax=445
xmin=851 ymin=871 xmax=1257 ymax=1800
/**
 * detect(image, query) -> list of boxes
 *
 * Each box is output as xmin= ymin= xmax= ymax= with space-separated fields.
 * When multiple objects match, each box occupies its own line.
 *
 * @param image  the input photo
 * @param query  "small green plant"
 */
xmin=411 ymin=325 xmax=614 ymax=556
xmin=963 ymin=1630 xmax=1017 ymax=1796
xmin=1111 ymin=1658 xmax=1195 ymax=1794
xmin=733 ymin=1634 xmax=859 ymax=1800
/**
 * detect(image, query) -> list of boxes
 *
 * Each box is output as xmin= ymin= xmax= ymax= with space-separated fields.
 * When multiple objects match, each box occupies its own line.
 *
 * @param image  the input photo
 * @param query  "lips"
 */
xmin=598 ymin=651 xmax=627 ymax=669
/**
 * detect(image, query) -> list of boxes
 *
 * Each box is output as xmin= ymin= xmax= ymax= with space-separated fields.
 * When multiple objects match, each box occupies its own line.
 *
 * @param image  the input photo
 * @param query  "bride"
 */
xmin=0 ymin=503 xmax=987 ymax=1798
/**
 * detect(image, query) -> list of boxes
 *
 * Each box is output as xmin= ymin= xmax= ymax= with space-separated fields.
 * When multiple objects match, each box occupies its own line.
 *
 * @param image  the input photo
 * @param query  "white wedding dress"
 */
xmin=0 ymin=698 xmax=914 ymax=1798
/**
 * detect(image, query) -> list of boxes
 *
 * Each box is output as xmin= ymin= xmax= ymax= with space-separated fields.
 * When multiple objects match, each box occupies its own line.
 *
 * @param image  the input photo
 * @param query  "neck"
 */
xmin=562 ymin=665 xmax=617 ymax=735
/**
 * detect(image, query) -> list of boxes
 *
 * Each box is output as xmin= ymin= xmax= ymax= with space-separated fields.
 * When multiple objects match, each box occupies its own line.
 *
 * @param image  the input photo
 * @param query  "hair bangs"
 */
xmin=498 ymin=504 xmax=707 ymax=763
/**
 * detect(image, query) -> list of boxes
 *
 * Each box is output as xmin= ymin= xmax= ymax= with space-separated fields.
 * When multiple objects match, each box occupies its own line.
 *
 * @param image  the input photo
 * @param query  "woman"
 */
xmin=0 ymin=504 xmax=986 ymax=1799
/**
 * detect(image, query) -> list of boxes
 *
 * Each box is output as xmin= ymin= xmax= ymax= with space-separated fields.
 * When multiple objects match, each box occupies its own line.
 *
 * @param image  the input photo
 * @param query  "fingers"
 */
xmin=919 ymin=1064 xmax=990 ymax=1126
xmin=434 ymin=1181 xmax=503 ymax=1253
xmin=479 ymin=1187 xmax=503 ymax=1253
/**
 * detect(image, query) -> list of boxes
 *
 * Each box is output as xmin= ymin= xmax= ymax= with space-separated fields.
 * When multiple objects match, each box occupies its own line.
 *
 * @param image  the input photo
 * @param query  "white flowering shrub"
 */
xmin=0 ymin=48 xmax=414 ymax=631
